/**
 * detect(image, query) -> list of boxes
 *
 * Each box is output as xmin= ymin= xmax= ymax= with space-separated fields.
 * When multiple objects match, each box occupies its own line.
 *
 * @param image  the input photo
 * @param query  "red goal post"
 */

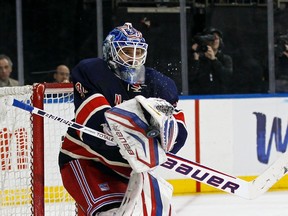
xmin=0 ymin=83 xmax=77 ymax=215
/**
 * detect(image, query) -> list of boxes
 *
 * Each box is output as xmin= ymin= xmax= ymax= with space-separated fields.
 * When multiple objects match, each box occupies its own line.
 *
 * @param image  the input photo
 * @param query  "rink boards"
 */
xmin=166 ymin=94 xmax=288 ymax=194
xmin=2 ymin=93 xmax=288 ymax=202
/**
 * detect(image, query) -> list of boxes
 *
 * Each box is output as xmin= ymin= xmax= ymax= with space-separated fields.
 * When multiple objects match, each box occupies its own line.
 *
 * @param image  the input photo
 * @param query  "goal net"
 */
xmin=0 ymin=83 xmax=76 ymax=215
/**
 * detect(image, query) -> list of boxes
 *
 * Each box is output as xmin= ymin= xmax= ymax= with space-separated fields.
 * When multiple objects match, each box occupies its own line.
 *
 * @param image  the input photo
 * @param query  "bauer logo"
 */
xmin=254 ymin=112 xmax=288 ymax=164
xmin=161 ymin=157 xmax=240 ymax=194
xmin=110 ymin=124 xmax=135 ymax=155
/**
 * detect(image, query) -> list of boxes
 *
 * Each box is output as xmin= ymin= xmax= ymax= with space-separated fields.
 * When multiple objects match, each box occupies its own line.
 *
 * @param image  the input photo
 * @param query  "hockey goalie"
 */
xmin=58 ymin=23 xmax=187 ymax=216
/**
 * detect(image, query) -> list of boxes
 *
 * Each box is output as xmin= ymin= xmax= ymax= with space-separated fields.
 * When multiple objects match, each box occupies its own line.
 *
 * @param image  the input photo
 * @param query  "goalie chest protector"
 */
xmin=59 ymin=58 xmax=181 ymax=170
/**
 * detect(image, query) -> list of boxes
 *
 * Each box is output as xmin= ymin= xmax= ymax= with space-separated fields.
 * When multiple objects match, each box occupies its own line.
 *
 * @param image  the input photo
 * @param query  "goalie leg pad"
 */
xmin=117 ymin=171 xmax=174 ymax=216
xmin=105 ymin=98 xmax=167 ymax=173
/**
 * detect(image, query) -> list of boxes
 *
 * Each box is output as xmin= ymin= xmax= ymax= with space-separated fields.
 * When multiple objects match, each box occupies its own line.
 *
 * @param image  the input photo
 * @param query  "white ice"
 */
xmin=3 ymin=190 xmax=288 ymax=215
xmin=173 ymin=190 xmax=288 ymax=216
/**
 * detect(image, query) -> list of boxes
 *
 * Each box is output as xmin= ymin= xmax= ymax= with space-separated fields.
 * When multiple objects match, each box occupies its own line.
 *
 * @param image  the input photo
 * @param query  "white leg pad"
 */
xmin=117 ymin=171 xmax=174 ymax=216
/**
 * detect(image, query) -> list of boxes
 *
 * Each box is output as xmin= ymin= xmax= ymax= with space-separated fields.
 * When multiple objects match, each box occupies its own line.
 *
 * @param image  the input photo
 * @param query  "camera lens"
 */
xmin=196 ymin=45 xmax=208 ymax=53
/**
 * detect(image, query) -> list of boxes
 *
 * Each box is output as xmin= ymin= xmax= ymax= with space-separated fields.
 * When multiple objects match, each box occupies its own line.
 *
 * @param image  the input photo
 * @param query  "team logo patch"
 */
xmin=98 ymin=183 xmax=110 ymax=191
xmin=75 ymin=82 xmax=88 ymax=99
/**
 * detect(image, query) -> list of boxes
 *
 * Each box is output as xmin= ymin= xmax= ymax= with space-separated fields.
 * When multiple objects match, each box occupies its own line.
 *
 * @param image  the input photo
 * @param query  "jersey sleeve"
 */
xmin=145 ymin=68 xmax=179 ymax=106
xmin=170 ymin=109 xmax=187 ymax=154
xmin=71 ymin=58 xmax=112 ymax=147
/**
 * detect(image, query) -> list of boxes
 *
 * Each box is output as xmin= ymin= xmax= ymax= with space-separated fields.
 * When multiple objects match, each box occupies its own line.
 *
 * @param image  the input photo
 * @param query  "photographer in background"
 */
xmin=275 ymin=33 xmax=288 ymax=92
xmin=189 ymin=27 xmax=233 ymax=94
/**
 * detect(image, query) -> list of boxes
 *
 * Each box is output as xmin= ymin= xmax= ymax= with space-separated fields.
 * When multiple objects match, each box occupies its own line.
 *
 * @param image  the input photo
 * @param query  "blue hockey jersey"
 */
xmin=59 ymin=58 xmax=187 ymax=177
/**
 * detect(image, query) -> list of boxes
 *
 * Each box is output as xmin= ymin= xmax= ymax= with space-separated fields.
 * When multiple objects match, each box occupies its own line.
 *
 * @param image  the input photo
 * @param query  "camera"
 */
xmin=275 ymin=34 xmax=288 ymax=57
xmin=192 ymin=34 xmax=216 ymax=53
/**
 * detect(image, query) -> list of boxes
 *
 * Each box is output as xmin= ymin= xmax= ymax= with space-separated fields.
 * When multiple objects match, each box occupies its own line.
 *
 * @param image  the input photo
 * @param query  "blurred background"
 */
xmin=1 ymin=0 xmax=288 ymax=95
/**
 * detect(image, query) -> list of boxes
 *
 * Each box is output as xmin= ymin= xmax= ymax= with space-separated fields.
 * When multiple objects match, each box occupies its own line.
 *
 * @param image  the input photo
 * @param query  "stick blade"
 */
xmin=249 ymin=151 xmax=288 ymax=199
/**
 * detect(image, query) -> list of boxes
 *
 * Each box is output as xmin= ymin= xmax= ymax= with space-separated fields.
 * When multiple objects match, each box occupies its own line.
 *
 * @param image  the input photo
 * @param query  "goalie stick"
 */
xmin=9 ymin=98 xmax=288 ymax=200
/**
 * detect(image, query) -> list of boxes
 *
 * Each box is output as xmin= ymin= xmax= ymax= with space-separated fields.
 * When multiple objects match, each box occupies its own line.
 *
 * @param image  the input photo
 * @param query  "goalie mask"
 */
xmin=103 ymin=22 xmax=148 ymax=84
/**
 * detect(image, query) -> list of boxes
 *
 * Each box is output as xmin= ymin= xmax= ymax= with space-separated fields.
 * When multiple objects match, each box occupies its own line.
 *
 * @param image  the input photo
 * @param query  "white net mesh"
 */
xmin=0 ymin=85 xmax=77 ymax=215
xmin=43 ymin=86 xmax=76 ymax=215
xmin=0 ymin=86 xmax=33 ymax=215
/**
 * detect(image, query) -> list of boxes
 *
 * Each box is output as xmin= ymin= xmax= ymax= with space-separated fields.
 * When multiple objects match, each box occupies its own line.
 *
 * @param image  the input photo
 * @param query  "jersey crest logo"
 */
xmin=114 ymin=94 xmax=122 ymax=105
xmin=75 ymin=82 xmax=88 ymax=99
